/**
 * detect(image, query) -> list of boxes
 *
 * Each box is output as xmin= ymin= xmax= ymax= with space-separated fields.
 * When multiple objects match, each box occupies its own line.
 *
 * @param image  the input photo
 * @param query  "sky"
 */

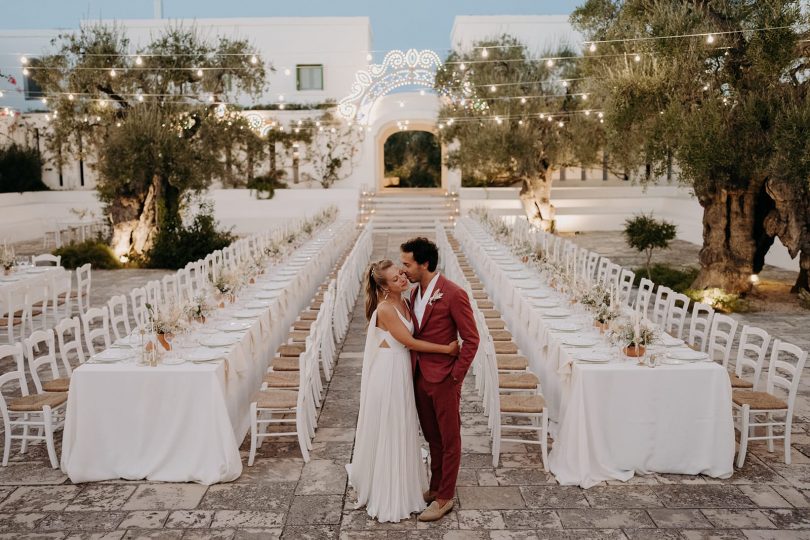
xmin=6 ymin=0 xmax=582 ymax=53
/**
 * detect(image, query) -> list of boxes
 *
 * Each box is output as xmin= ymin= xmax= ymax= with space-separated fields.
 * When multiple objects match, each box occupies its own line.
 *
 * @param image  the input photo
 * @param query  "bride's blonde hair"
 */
xmin=365 ymin=259 xmax=395 ymax=321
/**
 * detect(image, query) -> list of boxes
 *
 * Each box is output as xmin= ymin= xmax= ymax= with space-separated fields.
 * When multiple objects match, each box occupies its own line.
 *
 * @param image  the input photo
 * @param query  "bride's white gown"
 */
xmin=346 ymin=308 xmax=428 ymax=522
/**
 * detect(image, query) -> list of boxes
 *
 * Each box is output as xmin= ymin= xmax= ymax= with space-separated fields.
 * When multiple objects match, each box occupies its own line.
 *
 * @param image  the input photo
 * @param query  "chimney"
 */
xmin=154 ymin=0 xmax=163 ymax=18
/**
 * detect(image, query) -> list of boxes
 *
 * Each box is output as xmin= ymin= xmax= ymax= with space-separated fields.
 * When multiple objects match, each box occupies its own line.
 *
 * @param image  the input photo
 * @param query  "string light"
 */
xmin=20 ymin=56 xmax=28 ymax=65
xmin=67 ymin=93 xmax=74 ymax=101
xmin=196 ymin=68 xmax=203 ymax=77
xmin=22 ymin=67 xmax=30 ymax=76
xmin=481 ymin=48 xmax=489 ymax=58
xmin=284 ymin=68 xmax=291 ymax=76
xmin=109 ymin=68 xmax=117 ymax=77
xmin=634 ymin=53 xmax=641 ymax=62
xmin=489 ymin=85 xmax=497 ymax=93
xmin=366 ymin=53 xmax=373 ymax=62
xmin=459 ymin=62 xmax=466 ymax=71
xmin=250 ymin=55 xmax=258 ymax=65
xmin=546 ymin=59 xmax=554 ymax=68
xmin=589 ymin=43 xmax=597 ymax=53
xmin=706 ymin=34 xmax=715 ymax=44
xmin=520 ymin=97 xmax=527 ymax=104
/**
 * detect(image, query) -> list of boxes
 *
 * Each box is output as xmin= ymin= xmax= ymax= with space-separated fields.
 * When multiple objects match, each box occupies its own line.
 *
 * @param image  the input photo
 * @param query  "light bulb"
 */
xmin=518 ymin=120 xmax=524 ymax=125
xmin=459 ymin=62 xmax=466 ymax=71
xmin=558 ymin=121 xmax=564 ymax=127
xmin=109 ymin=68 xmax=117 ymax=77
xmin=582 ymin=94 xmax=588 ymax=100
xmin=284 ymin=68 xmax=291 ymax=76
xmin=366 ymin=53 xmax=373 ymax=61
xmin=520 ymin=97 xmax=527 ymax=104
xmin=490 ymin=85 xmax=496 ymax=93
xmin=116 ymin=121 xmax=122 ymax=127
xmin=208 ymin=95 xmax=215 ymax=103
xmin=41 ymin=97 xmax=47 ymax=104
xmin=481 ymin=48 xmax=489 ymax=58
xmin=584 ymin=110 xmax=591 ymax=116
xmin=0 ymin=91 xmax=4 ymax=97
xmin=20 ymin=56 xmax=28 ymax=65
xmin=546 ymin=59 xmax=554 ymax=68
xmin=589 ymin=42 xmax=597 ymax=53
xmin=22 ymin=67 xmax=30 ymax=76
xmin=68 ymin=93 xmax=74 ymax=101
xmin=634 ymin=54 xmax=641 ymax=62
xmin=597 ymin=111 xmax=604 ymax=118
xmin=137 ymin=94 xmax=144 ymax=102
xmin=706 ymin=34 xmax=715 ymax=44
xmin=250 ymin=55 xmax=258 ymax=65
xmin=135 ymin=56 xmax=143 ymax=66
xmin=196 ymin=68 xmax=203 ymax=77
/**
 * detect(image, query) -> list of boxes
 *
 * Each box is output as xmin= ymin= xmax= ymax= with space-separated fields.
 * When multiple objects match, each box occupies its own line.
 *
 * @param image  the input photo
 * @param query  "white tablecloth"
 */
xmin=456 ymin=218 xmax=735 ymax=488
xmin=60 ymin=228 xmax=341 ymax=484
xmin=548 ymin=359 xmax=734 ymax=488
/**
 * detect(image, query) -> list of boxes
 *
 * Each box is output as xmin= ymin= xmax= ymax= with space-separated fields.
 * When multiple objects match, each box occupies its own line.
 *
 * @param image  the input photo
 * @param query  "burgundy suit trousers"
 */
xmin=414 ymin=364 xmax=462 ymax=500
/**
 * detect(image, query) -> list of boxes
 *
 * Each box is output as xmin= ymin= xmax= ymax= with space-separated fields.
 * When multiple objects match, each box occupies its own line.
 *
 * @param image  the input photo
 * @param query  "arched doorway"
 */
xmin=382 ymin=130 xmax=442 ymax=188
xmin=375 ymin=120 xmax=448 ymax=192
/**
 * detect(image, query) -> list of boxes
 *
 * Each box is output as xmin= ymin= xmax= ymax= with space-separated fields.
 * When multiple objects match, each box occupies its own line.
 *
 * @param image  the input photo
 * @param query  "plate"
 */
xmin=200 ymin=334 xmax=242 ymax=347
xmin=541 ymin=308 xmax=573 ymax=319
xmin=216 ymin=320 xmax=252 ymax=332
xmin=526 ymin=290 xmax=551 ymax=299
xmin=245 ymin=300 xmax=272 ymax=309
xmin=27 ymin=267 xmax=53 ymax=274
xmin=575 ymin=351 xmax=612 ymax=363
xmin=232 ymin=309 xmax=262 ymax=319
xmin=90 ymin=348 xmax=133 ymax=362
xmin=161 ymin=356 xmax=185 ymax=365
xmin=255 ymin=290 xmax=282 ymax=300
xmin=534 ymin=300 xmax=559 ymax=309
xmin=561 ymin=336 xmax=601 ymax=348
xmin=0 ymin=276 xmax=21 ymax=282
xmin=115 ymin=334 xmax=143 ymax=348
xmin=667 ymin=349 xmax=709 ymax=361
xmin=661 ymin=334 xmax=685 ymax=347
xmin=186 ymin=348 xmax=225 ymax=362
xmin=659 ymin=358 xmax=689 ymax=365
xmin=500 ymin=264 xmax=525 ymax=271
xmin=262 ymin=282 xmax=289 ymax=290
xmin=550 ymin=322 xmax=579 ymax=332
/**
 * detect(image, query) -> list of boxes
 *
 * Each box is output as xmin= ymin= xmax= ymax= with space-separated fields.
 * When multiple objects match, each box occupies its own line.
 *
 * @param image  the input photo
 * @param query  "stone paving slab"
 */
xmin=1 ymin=232 xmax=809 ymax=539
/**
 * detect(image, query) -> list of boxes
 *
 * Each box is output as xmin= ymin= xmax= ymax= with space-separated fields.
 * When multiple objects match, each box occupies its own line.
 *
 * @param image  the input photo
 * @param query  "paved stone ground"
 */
xmin=3 ymin=232 xmax=810 ymax=538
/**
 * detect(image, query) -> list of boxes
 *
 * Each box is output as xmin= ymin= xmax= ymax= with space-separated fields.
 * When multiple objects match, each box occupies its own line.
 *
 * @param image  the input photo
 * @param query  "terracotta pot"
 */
xmin=218 ymin=301 xmax=226 ymax=309
xmin=3 ymin=267 xmax=11 ymax=276
xmin=249 ymin=277 xmax=255 ymax=284
xmin=622 ymin=345 xmax=646 ymax=358
xmin=593 ymin=321 xmax=608 ymax=333
xmin=194 ymin=315 xmax=206 ymax=325
xmin=157 ymin=333 xmax=173 ymax=351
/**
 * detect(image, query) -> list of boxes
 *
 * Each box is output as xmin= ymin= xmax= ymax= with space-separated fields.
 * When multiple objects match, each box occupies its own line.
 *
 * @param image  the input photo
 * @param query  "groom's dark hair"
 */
xmin=401 ymin=237 xmax=439 ymax=272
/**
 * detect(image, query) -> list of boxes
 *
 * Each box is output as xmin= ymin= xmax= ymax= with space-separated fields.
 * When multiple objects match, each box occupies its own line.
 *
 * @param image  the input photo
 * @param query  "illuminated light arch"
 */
xmin=338 ymin=49 xmax=442 ymax=124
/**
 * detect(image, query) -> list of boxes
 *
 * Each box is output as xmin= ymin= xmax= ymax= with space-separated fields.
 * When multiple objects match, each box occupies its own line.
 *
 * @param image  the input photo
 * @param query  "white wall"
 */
xmin=461 ymin=185 xmax=800 ymax=272
xmin=0 ymin=189 xmax=359 ymax=245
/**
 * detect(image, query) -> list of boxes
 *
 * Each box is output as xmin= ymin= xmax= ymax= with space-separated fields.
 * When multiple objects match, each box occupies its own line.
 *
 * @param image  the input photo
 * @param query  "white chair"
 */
xmin=162 ymin=274 xmax=180 ymax=303
xmin=107 ymin=295 xmax=131 ymax=341
xmin=707 ymin=313 xmax=739 ymax=368
xmin=650 ymin=286 xmax=673 ymax=327
xmin=734 ymin=339 xmax=808 ymax=467
xmin=144 ymin=280 xmax=161 ymax=307
xmin=74 ymin=263 xmax=92 ymax=315
xmin=32 ymin=254 xmax=61 ymax=267
xmin=81 ymin=306 xmax=111 ymax=355
xmin=129 ymin=288 xmax=148 ymax=330
xmin=633 ymin=278 xmax=654 ymax=318
xmin=0 ymin=284 xmax=28 ymax=345
xmin=47 ymin=268 xmax=72 ymax=320
xmin=687 ymin=302 xmax=715 ymax=352
xmin=0 ymin=343 xmax=66 ymax=468
xmin=484 ymin=336 xmax=548 ymax=470
xmin=665 ymin=293 xmax=690 ymax=338
xmin=731 ymin=325 xmax=771 ymax=390
xmin=596 ymin=258 xmax=611 ymax=285
xmin=617 ymin=269 xmax=635 ymax=306
xmin=24 ymin=329 xmax=70 ymax=394
xmin=55 ymin=316 xmax=85 ymax=373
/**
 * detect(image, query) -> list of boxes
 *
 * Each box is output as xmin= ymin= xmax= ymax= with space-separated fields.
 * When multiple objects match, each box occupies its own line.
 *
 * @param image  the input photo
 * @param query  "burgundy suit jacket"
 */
xmin=408 ymin=274 xmax=480 ymax=384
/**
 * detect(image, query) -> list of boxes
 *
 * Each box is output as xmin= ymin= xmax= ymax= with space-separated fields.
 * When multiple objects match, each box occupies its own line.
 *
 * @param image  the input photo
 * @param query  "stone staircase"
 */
xmin=359 ymin=190 xmax=460 ymax=232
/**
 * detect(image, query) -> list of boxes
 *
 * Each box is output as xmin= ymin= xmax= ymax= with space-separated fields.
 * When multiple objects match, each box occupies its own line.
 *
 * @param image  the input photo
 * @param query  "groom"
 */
xmin=400 ymin=237 xmax=479 ymax=522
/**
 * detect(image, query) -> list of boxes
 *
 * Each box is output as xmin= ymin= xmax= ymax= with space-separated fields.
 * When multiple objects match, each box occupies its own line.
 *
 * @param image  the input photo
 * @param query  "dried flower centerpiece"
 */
xmin=610 ymin=315 xmax=659 ymax=357
xmin=0 ymin=244 xmax=15 ymax=275
xmin=185 ymin=292 xmax=216 ymax=324
xmin=145 ymin=302 xmax=188 ymax=351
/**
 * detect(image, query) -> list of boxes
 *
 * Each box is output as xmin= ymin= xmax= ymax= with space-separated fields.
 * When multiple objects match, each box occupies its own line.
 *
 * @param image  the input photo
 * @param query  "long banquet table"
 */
xmin=60 ymin=224 xmax=346 ymax=484
xmin=457 ymin=218 xmax=735 ymax=488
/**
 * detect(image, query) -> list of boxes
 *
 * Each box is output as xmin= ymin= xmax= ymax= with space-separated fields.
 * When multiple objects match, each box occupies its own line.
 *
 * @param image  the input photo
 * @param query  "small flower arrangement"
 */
xmin=594 ymin=302 xmax=621 ymax=325
xmin=610 ymin=316 xmax=659 ymax=350
xmin=212 ymin=269 xmax=243 ymax=300
xmin=145 ymin=302 xmax=188 ymax=335
xmin=579 ymin=284 xmax=612 ymax=311
xmin=0 ymin=245 xmax=15 ymax=272
xmin=185 ymin=292 xmax=216 ymax=323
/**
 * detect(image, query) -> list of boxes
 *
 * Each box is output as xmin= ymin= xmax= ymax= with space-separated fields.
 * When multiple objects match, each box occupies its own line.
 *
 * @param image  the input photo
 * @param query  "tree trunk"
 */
xmin=519 ymin=167 xmax=555 ymax=231
xmin=692 ymin=179 xmax=774 ymax=294
xmin=109 ymin=176 xmax=161 ymax=259
xmin=762 ymin=178 xmax=810 ymax=293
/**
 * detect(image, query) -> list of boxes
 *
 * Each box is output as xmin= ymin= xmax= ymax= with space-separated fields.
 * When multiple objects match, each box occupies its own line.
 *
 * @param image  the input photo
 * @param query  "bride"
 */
xmin=346 ymin=259 xmax=459 ymax=523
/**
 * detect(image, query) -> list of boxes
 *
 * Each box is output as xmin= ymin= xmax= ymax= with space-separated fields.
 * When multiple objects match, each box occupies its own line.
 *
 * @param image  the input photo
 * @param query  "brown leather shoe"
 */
xmin=423 ymin=490 xmax=436 ymax=504
xmin=418 ymin=500 xmax=454 ymax=522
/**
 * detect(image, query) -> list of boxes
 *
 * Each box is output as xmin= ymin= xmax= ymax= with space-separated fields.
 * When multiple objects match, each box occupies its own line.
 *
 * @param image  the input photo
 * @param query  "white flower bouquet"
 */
xmin=185 ymin=292 xmax=216 ymax=323
xmin=610 ymin=316 xmax=660 ymax=355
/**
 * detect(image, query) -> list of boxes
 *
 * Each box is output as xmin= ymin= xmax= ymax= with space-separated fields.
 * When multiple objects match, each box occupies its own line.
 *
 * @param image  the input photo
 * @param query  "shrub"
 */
xmin=145 ymin=203 xmax=235 ymax=269
xmin=247 ymin=172 xmax=287 ymax=200
xmin=0 ymin=144 xmax=48 ymax=192
xmin=53 ymin=240 xmax=121 ymax=269
xmin=633 ymin=264 xmax=699 ymax=293
xmin=623 ymin=213 xmax=677 ymax=279
xmin=685 ymin=288 xmax=751 ymax=313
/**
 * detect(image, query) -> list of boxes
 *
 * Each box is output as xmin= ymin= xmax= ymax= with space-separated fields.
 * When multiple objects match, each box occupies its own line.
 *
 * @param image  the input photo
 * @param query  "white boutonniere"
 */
xmin=428 ymin=290 xmax=443 ymax=306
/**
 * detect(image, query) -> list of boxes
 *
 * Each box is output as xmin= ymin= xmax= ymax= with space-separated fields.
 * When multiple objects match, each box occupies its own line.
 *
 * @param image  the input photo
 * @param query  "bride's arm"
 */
xmin=377 ymin=303 xmax=458 ymax=355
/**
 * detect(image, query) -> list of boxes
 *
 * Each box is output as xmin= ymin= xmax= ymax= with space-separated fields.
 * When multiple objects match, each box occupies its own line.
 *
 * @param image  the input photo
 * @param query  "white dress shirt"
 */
xmin=414 ymin=272 xmax=440 ymax=327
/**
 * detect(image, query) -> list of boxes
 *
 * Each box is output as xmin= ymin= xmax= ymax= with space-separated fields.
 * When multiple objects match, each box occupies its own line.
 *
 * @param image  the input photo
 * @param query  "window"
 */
xmin=24 ymin=59 xmax=44 ymax=101
xmin=296 ymin=65 xmax=323 ymax=91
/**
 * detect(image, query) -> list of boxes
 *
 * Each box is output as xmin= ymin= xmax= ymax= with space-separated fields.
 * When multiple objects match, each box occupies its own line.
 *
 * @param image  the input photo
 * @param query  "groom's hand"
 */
xmin=447 ymin=340 xmax=460 ymax=357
